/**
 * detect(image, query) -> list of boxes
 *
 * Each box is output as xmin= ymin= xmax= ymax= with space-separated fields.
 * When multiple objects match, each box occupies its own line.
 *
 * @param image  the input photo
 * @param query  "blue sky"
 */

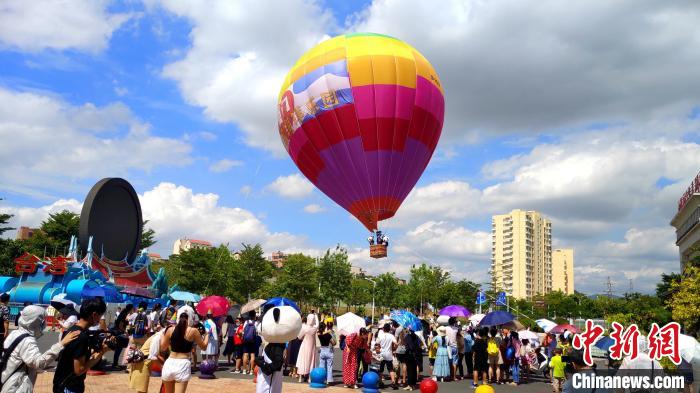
xmin=2 ymin=0 xmax=700 ymax=295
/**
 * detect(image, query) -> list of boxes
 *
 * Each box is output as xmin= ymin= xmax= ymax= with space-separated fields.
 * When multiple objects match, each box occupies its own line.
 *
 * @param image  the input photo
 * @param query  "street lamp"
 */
xmin=367 ymin=277 xmax=376 ymax=325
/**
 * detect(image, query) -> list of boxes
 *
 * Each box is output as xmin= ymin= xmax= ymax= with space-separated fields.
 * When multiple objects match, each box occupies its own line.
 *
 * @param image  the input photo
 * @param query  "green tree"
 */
xmin=40 ymin=210 xmax=79 ymax=254
xmin=374 ymin=272 xmax=400 ymax=311
xmin=436 ymin=279 xmax=479 ymax=311
xmin=274 ymin=253 xmax=318 ymax=307
xmin=318 ymin=246 xmax=352 ymax=311
xmin=345 ymin=278 xmax=372 ymax=312
xmin=141 ymin=220 xmax=157 ymax=249
xmin=656 ymin=272 xmax=681 ymax=310
xmin=164 ymin=245 xmax=238 ymax=298
xmin=0 ymin=202 xmax=14 ymax=235
xmin=165 ymin=247 xmax=218 ymax=294
xmin=405 ymin=264 xmax=450 ymax=312
xmin=235 ymin=243 xmax=273 ymax=301
xmin=669 ymin=265 xmax=700 ymax=335
xmin=0 ymin=238 xmax=23 ymax=276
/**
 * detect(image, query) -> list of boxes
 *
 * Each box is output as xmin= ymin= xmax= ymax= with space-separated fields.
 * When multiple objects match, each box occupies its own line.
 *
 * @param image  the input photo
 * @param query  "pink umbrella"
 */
xmin=196 ymin=295 xmax=230 ymax=318
xmin=549 ymin=324 xmax=580 ymax=335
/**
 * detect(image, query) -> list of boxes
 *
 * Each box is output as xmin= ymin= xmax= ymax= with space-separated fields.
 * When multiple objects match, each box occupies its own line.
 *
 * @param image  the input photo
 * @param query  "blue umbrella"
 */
xmin=169 ymin=291 xmax=201 ymax=302
xmin=390 ymin=310 xmax=422 ymax=331
xmin=262 ymin=297 xmax=301 ymax=313
xmin=82 ymin=286 xmax=120 ymax=301
xmin=595 ymin=336 xmax=615 ymax=351
xmin=478 ymin=311 xmax=515 ymax=326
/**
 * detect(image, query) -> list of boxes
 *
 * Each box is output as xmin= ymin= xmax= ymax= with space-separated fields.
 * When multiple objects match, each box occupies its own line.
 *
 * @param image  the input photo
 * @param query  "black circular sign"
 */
xmin=79 ymin=178 xmax=143 ymax=263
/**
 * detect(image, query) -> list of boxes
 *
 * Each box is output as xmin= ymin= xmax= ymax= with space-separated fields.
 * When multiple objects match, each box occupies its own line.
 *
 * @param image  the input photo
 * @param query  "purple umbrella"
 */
xmin=120 ymin=286 xmax=155 ymax=299
xmin=439 ymin=305 xmax=471 ymax=318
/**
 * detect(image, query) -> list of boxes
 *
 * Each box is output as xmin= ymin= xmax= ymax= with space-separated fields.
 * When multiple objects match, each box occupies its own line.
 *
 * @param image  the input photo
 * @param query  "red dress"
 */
xmin=342 ymin=333 xmax=364 ymax=386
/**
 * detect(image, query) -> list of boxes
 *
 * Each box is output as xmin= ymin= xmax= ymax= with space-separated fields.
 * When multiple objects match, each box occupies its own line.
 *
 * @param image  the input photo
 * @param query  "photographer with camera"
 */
xmin=53 ymin=297 xmax=112 ymax=393
xmin=0 ymin=305 xmax=79 ymax=393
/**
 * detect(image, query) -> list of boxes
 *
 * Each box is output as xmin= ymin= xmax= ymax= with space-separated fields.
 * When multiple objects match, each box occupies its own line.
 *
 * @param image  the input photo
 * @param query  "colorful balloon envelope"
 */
xmin=278 ymin=33 xmax=444 ymax=231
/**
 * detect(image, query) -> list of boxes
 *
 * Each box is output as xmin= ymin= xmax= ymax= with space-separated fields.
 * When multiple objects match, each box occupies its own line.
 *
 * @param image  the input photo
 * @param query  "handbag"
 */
xmin=395 ymin=344 xmax=406 ymax=355
xmin=126 ymin=347 xmax=147 ymax=364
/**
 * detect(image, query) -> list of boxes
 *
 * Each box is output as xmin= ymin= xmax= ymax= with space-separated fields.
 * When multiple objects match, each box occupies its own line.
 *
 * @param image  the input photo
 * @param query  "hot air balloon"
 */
xmin=277 ymin=33 xmax=444 ymax=258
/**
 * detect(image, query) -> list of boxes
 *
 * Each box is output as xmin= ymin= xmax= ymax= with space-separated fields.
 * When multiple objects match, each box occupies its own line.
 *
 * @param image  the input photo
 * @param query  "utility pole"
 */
xmin=628 ymin=279 xmax=633 ymax=293
xmin=606 ymin=277 xmax=614 ymax=297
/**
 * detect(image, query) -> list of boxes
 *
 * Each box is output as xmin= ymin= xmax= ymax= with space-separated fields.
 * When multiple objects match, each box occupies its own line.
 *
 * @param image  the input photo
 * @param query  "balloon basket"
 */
xmin=369 ymin=244 xmax=387 ymax=259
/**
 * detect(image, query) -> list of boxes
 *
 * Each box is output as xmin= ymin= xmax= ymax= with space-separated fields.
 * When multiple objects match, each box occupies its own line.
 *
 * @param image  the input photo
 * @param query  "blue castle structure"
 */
xmin=0 ymin=235 xmax=174 ymax=306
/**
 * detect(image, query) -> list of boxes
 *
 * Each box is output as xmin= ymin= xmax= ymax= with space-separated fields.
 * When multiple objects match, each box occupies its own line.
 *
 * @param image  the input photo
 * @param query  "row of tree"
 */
xmin=1 ymin=208 xmax=698 ymax=335
xmin=0 ymin=209 xmax=155 ymax=276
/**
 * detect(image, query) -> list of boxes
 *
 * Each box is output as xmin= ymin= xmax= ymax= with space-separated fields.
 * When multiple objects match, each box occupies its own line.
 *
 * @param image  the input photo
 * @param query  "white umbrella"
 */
xmin=50 ymin=294 xmax=77 ymax=311
xmin=468 ymin=313 xmax=485 ymax=326
xmin=241 ymin=298 xmax=266 ymax=314
xmin=337 ymin=312 xmax=366 ymax=336
xmin=377 ymin=318 xmax=392 ymax=329
xmin=679 ymin=334 xmax=700 ymax=363
xmin=518 ymin=329 xmax=539 ymax=342
xmin=536 ymin=318 xmax=557 ymax=333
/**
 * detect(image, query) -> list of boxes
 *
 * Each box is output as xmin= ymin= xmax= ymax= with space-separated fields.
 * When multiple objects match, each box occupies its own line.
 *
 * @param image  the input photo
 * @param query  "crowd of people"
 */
xmin=0 ymin=300 xmax=696 ymax=393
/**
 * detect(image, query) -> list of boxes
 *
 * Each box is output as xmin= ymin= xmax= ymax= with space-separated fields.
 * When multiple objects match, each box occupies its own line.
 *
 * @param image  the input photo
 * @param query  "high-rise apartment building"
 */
xmin=491 ymin=209 xmax=563 ymax=299
xmin=552 ymin=249 xmax=575 ymax=295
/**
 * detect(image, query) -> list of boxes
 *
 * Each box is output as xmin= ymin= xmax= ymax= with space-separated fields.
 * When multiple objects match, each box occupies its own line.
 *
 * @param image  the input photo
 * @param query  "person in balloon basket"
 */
xmin=52 ymin=297 xmax=113 ymax=393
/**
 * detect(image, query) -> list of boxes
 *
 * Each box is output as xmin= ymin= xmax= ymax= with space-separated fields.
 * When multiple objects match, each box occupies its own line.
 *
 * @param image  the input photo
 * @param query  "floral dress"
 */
xmin=342 ymin=333 xmax=365 ymax=386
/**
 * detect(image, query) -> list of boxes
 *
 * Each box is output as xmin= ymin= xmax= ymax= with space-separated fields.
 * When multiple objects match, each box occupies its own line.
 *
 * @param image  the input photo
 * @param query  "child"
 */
xmin=549 ymin=348 xmax=566 ymax=393
xmin=471 ymin=327 xmax=490 ymax=388
xmin=428 ymin=336 xmax=438 ymax=374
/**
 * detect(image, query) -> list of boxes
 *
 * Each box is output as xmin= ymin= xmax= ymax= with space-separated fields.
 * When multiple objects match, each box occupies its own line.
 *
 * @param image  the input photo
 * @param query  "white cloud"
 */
xmin=208 ymin=159 xmax=243 ymax=173
xmin=303 ymin=204 xmax=326 ymax=214
xmin=240 ymin=185 xmax=253 ymax=197
xmin=401 ymin=221 xmax=491 ymax=260
xmin=266 ymin=174 xmax=314 ymax=199
xmin=151 ymin=0 xmax=334 ymax=153
xmin=1 ymin=183 xmax=310 ymax=257
xmin=0 ymin=0 xmax=132 ymax=53
xmin=0 ymin=198 xmax=83 ymax=238
xmin=197 ymin=131 xmax=217 ymax=142
xmin=139 ymin=183 xmax=307 ymax=256
xmin=387 ymin=180 xmax=482 ymax=228
xmin=0 ymin=87 xmax=193 ymax=198
xmin=352 ymin=0 xmax=700 ymax=144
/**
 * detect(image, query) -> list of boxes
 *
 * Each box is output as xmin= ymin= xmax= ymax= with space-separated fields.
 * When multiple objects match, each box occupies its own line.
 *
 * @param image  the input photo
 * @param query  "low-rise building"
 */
xmin=172 ymin=238 xmax=214 ymax=255
xmin=269 ymin=251 xmax=288 ymax=268
xmin=16 ymin=226 xmax=40 ymax=240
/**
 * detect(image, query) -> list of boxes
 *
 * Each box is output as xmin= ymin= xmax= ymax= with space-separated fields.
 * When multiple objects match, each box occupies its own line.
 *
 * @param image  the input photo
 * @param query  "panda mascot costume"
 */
xmin=255 ymin=305 xmax=302 ymax=393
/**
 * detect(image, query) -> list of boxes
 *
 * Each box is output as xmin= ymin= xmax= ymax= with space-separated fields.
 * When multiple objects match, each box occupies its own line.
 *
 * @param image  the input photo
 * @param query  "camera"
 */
xmin=195 ymin=322 xmax=206 ymax=335
xmin=87 ymin=329 xmax=129 ymax=353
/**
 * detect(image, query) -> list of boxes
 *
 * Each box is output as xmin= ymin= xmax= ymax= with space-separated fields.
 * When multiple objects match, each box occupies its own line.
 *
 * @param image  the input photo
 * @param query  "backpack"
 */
xmin=0 ymin=333 xmax=31 ymax=388
xmin=243 ymin=321 xmax=257 ymax=344
xmin=133 ymin=312 xmax=147 ymax=339
xmin=487 ymin=338 xmax=500 ymax=356
xmin=505 ymin=345 xmax=515 ymax=360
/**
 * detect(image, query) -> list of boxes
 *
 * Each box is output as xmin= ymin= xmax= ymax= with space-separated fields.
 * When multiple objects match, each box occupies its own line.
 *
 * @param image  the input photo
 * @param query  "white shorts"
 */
xmin=161 ymin=358 xmax=192 ymax=382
